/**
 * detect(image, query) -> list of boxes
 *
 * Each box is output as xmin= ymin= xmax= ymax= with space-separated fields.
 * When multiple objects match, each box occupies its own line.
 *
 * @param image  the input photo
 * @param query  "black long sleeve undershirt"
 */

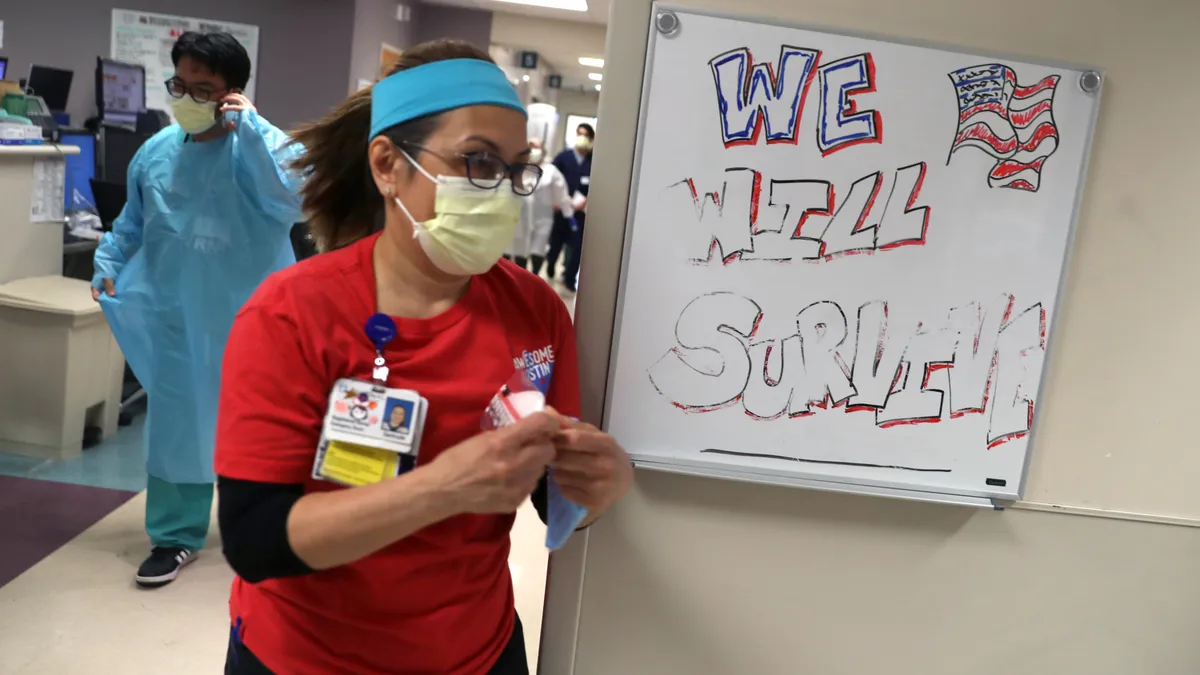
xmin=217 ymin=475 xmax=551 ymax=583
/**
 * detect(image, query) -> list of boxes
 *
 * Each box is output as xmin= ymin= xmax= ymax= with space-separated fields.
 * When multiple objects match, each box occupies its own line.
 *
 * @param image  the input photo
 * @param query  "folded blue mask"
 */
xmin=546 ymin=469 xmax=589 ymax=550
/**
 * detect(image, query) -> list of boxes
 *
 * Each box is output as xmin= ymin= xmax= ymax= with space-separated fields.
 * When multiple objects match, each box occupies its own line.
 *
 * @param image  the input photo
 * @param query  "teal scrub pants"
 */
xmin=145 ymin=475 xmax=214 ymax=551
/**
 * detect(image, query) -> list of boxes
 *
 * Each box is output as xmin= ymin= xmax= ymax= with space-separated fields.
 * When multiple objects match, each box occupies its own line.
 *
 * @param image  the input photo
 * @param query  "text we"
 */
xmin=710 ymin=46 xmax=883 ymax=155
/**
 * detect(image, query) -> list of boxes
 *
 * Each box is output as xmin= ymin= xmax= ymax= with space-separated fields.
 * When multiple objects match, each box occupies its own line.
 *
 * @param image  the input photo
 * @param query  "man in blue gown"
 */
xmin=91 ymin=31 xmax=304 ymax=588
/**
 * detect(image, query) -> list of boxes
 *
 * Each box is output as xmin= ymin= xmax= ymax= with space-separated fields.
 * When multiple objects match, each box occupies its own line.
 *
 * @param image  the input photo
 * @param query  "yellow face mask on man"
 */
xmin=170 ymin=97 xmax=219 ymax=135
xmin=391 ymin=150 xmax=523 ymax=276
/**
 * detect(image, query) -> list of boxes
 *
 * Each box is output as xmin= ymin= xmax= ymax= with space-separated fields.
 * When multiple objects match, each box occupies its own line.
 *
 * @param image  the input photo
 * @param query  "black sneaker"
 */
xmin=135 ymin=547 xmax=196 ymax=588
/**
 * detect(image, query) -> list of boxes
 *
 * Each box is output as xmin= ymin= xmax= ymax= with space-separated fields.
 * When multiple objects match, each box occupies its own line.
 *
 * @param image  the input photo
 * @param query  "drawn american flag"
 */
xmin=947 ymin=64 xmax=1060 ymax=192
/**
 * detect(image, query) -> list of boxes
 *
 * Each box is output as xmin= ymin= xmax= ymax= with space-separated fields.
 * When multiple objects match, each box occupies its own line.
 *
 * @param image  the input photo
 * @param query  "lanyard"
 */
xmin=364 ymin=313 xmax=398 ymax=391
xmin=365 ymin=303 xmax=525 ymax=390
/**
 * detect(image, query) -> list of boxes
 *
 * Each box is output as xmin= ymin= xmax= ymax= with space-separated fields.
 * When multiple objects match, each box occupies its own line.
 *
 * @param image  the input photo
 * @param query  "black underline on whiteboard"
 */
xmin=700 ymin=448 xmax=952 ymax=473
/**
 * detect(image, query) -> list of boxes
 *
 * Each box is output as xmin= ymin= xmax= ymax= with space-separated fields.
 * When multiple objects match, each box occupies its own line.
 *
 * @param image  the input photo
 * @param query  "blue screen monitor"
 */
xmin=59 ymin=133 xmax=97 ymax=211
xmin=0 ymin=58 xmax=8 ymax=81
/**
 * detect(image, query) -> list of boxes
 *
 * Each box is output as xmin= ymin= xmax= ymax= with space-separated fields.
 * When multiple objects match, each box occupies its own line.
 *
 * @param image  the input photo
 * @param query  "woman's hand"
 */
xmin=550 ymin=416 xmax=633 ymax=517
xmin=431 ymin=412 xmax=560 ymax=515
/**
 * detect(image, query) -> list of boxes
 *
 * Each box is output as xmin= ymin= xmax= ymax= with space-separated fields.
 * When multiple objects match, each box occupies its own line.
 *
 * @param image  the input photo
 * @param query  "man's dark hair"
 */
xmin=577 ymin=123 xmax=596 ymax=140
xmin=171 ymin=32 xmax=252 ymax=91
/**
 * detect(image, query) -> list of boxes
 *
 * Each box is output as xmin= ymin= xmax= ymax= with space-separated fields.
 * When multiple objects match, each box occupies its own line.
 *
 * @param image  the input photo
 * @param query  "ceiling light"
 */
xmin=588 ymin=72 xmax=603 ymax=81
xmin=522 ymin=74 xmax=530 ymax=82
xmin=595 ymin=84 xmax=602 ymax=91
xmin=494 ymin=0 xmax=588 ymax=11
xmin=579 ymin=57 xmax=604 ymax=68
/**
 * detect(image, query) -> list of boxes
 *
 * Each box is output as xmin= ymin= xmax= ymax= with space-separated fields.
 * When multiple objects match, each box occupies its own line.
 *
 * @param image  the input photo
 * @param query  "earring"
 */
xmin=384 ymin=186 xmax=394 ymax=196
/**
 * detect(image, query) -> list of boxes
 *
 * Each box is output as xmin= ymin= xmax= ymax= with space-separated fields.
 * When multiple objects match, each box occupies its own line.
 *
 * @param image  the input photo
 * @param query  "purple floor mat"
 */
xmin=0 ymin=475 xmax=137 ymax=587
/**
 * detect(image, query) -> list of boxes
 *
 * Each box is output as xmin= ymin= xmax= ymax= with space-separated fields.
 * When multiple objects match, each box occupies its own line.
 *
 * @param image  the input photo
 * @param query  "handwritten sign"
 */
xmin=605 ymin=11 xmax=1100 ymax=501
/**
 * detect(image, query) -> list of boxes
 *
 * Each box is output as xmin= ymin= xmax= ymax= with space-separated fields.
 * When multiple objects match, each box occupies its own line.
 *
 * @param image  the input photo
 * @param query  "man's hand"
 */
xmin=549 ymin=413 xmax=633 ymax=518
xmin=91 ymin=278 xmax=115 ymax=301
xmin=220 ymin=93 xmax=256 ymax=130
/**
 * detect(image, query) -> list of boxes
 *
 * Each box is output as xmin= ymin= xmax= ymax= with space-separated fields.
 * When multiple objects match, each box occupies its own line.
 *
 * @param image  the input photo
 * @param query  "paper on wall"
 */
xmin=111 ymin=9 xmax=260 ymax=120
xmin=30 ymin=159 xmax=66 ymax=223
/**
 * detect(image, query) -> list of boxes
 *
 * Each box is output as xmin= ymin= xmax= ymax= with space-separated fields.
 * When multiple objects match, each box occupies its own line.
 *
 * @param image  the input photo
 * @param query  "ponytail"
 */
xmin=289 ymin=39 xmax=496 ymax=253
xmin=289 ymin=89 xmax=376 ymax=252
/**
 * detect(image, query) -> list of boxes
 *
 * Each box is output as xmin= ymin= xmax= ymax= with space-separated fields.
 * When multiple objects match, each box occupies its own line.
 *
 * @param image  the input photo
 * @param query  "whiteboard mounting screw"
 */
xmin=656 ymin=10 xmax=681 ymax=37
xmin=1079 ymin=70 xmax=1102 ymax=94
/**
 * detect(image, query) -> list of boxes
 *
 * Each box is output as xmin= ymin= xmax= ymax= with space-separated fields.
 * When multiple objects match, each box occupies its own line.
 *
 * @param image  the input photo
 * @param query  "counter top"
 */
xmin=0 ymin=144 xmax=82 ymax=157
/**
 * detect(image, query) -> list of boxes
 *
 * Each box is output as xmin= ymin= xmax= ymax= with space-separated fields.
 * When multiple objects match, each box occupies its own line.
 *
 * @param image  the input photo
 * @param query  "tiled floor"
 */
xmin=0 ymin=489 xmax=550 ymax=674
xmin=0 ymin=273 xmax=575 ymax=674
xmin=0 ymin=476 xmax=138 ymax=587
xmin=0 ymin=420 xmax=148 ymax=493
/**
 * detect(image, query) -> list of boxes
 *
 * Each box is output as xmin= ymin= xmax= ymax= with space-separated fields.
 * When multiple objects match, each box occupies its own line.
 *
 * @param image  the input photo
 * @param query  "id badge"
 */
xmin=322 ymin=379 xmax=424 ymax=452
xmin=313 ymin=379 xmax=428 ymax=487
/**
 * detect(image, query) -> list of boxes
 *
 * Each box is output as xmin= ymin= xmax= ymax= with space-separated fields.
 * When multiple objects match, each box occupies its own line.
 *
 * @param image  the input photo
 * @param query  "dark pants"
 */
xmin=225 ymin=614 xmax=529 ymax=674
xmin=527 ymin=255 xmax=546 ymax=275
xmin=562 ymin=217 xmax=584 ymax=291
xmin=545 ymin=211 xmax=584 ymax=281
xmin=506 ymin=255 xmax=546 ymax=276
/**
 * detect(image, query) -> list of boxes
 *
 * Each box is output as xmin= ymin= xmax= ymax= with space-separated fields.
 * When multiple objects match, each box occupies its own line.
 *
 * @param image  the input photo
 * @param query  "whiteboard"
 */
xmin=605 ymin=8 xmax=1101 ymax=502
xmin=111 ymin=8 xmax=261 ymax=121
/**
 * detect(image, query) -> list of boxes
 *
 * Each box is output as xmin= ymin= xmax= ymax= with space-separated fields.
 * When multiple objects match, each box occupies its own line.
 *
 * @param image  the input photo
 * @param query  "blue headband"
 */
xmin=369 ymin=59 xmax=526 ymax=140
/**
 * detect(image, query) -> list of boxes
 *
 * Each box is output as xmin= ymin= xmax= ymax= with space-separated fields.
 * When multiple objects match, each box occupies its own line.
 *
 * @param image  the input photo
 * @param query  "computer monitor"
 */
xmin=0 ymin=58 xmax=8 ymax=81
xmin=98 ymin=125 xmax=152 ymax=182
xmin=27 ymin=65 xmax=74 ymax=113
xmin=96 ymin=58 xmax=145 ymax=126
xmin=59 ymin=132 xmax=97 ymax=211
xmin=90 ymin=179 xmax=128 ymax=230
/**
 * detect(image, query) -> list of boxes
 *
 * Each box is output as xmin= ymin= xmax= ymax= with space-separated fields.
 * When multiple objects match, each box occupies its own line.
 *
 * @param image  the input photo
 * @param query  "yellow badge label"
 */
xmin=315 ymin=439 xmax=401 ymax=487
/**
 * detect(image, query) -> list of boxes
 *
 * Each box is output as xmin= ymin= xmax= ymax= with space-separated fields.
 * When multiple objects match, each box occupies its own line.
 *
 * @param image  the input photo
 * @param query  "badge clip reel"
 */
xmin=365 ymin=314 xmax=397 ymax=392
xmin=312 ymin=314 xmax=428 ymax=488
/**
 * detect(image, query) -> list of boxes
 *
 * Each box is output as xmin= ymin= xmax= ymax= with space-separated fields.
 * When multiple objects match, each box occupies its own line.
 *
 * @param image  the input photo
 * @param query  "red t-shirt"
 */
xmin=214 ymin=233 xmax=580 ymax=675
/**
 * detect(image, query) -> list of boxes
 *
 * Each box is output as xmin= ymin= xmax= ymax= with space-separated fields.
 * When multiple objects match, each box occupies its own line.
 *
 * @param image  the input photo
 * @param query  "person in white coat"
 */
xmin=506 ymin=138 xmax=575 ymax=274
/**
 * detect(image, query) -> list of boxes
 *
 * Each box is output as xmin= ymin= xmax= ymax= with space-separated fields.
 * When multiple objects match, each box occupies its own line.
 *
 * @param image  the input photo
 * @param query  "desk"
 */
xmin=0 ymin=145 xmax=81 ymax=285
xmin=63 ymin=237 xmax=100 ymax=282
xmin=0 ymin=275 xmax=124 ymax=459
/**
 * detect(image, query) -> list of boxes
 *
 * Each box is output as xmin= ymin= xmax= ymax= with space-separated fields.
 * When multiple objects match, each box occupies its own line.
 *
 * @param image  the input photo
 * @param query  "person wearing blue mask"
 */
xmin=90 ymin=31 xmax=304 ymax=589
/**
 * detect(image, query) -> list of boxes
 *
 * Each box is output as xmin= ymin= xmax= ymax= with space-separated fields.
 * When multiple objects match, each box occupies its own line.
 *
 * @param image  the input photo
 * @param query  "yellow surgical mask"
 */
xmin=170 ymin=97 xmax=219 ymax=134
xmin=392 ymin=150 xmax=522 ymax=276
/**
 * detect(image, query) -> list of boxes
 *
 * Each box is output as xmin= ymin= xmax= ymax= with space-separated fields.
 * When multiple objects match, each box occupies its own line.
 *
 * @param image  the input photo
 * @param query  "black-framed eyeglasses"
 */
xmin=401 ymin=142 xmax=543 ymax=196
xmin=164 ymin=78 xmax=227 ymax=104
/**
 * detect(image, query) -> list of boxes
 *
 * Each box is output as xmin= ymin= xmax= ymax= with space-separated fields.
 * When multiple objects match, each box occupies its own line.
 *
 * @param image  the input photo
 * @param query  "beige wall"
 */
xmin=491 ymin=12 xmax=608 ymax=89
xmin=348 ymin=0 xmax=416 ymax=93
xmin=545 ymin=0 xmax=1200 ymax=673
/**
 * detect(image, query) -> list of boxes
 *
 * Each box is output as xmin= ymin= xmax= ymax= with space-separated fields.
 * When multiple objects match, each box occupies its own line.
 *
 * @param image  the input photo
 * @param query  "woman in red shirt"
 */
xmin=214 ymin=40 xmax=633 ymax=675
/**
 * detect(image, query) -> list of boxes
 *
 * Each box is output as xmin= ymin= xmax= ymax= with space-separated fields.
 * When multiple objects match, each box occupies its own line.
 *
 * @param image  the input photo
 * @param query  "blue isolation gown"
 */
xmin=93 ymin=110 xmax=303 ymax=485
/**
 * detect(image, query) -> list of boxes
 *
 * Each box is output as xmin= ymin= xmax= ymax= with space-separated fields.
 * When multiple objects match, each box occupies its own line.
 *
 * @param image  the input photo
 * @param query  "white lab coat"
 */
xmin=508 ymin=161 xmax=575 ymax=258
